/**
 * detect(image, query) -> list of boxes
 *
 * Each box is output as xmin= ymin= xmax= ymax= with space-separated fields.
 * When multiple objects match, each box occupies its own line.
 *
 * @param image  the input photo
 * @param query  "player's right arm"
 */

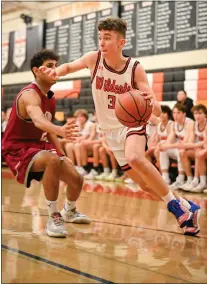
xmin=20 ymin=90 xmax=78 ymax=141
xmin=39 ymin=51 xmax=98 ymax=78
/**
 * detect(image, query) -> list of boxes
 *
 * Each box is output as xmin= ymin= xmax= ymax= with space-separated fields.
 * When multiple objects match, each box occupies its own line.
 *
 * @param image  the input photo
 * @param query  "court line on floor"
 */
xmin=3 ymin=210 xmax=207 ymax=239
xmin=2 ymin=240 xmax=194 ymax=284
xmin=65 ymin=243 xmax=195 ymax=284
xmin=2 ymin=244 xmax=115 ymax=284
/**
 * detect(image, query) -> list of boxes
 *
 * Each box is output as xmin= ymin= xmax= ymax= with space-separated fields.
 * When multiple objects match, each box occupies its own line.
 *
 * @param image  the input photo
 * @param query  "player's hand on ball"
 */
xmin=39 ymin=66 xmax=59 ymax=80
xmin=140 ymin=91 xmax=155 ymax=106
xmin=60 ymin=119 xmax=80 ymax=141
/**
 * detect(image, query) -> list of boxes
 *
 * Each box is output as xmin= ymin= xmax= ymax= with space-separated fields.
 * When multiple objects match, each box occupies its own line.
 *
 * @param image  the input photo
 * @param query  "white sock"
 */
xmin=46 ymin=199 xmax=58 ymax=216
xmin=104 ymin=167 xmax=110 ymax=174
xmin=193 ymin=177 xmax=199 ymax=184
xmin=162 ymin=173 xmax=169 ymax=180
xmin=162 ymin=191 xmax=176 ymax=204
xmin=179 ymin=197 xmax=191 ymax=210
xmin=187 ymin=176 xmax=193 ymax=182
xmin=64 ymin=199 xmax=76 ymax=212
xmin=112 ymin=169 xmax=117 ymax=175
xmin=200 ymin=175 xmax=207 ymax=185
xmin=178 ymin=174 xmax=185 ymax=182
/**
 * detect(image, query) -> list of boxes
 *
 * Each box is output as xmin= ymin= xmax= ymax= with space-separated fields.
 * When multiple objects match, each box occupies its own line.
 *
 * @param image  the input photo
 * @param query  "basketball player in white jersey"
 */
xmin=39 ymin=17 xmax=201 ymax=235
xmin=152 ymin=105 xmax=174 ymax=173
xmin=178 ymin=104 xmax=207 ymax=192
xmin=159 ymin=103 xmax=194 ymax=190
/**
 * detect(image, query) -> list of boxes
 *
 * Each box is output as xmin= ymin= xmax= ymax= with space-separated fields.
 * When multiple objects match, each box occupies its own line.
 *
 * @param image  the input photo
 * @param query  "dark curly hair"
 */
xmin=30 ymin=49 xmax=59 ymax=77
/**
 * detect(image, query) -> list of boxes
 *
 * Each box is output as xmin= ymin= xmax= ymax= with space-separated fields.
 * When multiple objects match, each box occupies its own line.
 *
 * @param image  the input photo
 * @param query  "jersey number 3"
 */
xmin=108 ymin=95 xmax=116 ymax=109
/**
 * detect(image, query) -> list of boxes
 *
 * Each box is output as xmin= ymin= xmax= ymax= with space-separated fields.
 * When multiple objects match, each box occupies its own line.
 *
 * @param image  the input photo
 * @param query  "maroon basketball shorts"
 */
xmin=2 ymin=141 xmax=64 ymax=188
xmin=103 ymin=126 xmax=147 ymax=172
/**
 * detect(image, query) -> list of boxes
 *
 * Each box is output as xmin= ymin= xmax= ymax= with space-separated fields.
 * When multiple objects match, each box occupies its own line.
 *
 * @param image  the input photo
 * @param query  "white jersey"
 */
xmin=194 ymin=121 xmax=206 ymax=142
xmin=174 ymin=117 xmax=192 ymax=141
xmin=157 ymin=120 xmax=173 ymax=141
xmin=146 ymin=122 xmax=157 ymax=138
xmin=95 ymin=123 xmax=102 ymax=140
xmin=91 ymin=51 xmax=140 ymax=130
xmin=80 ymin=120 xmax=94 ymax=136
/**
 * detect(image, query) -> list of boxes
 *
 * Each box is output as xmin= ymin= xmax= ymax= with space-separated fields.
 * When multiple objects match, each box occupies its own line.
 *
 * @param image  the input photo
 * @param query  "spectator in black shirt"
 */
xmin=177 ymin=90 xmax=194 ymax=119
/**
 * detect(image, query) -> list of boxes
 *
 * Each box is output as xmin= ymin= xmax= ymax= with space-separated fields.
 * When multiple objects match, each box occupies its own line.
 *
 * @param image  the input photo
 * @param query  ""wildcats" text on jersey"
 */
xmin=96 ymin=76 xmax=131 ymax=94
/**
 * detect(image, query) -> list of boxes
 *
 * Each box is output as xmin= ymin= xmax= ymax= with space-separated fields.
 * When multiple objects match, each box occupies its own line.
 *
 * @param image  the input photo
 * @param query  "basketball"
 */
xmin=115 ymin=90 xmax=153 ymax=128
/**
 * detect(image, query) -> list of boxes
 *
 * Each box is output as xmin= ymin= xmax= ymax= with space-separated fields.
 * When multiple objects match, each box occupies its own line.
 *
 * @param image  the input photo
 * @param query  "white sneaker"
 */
xmin=124 ymin=178 xmax=134 ymax=184
xmin=77 ymin=167 xmax=88 ymax=176
xmin=95 ymin=172 xmax=110 ymax=180
xmin=106 ymin=172 xmax=118 ymax=181
xmin=190 ymin=183 xmax=206 ymax=193
xmin=170 ymin=178 xmax=185 ymax=190
xmin=180 ymin=180 xmax=193 ymax=190
xmin=203 ymin=188 xmax=207 ymax=194
xmin=46 ymin=212 xmax=67 ymax=237
xmin=84 ymin=169 xmax=99 ymax=179
xmin=61 ymin=208 xmax=92 ymax=224
xmin=182 ymin=180 xmax=199 ymax=192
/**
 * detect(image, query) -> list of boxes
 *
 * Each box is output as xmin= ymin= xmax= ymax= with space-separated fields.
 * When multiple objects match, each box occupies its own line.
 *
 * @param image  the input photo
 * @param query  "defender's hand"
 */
xmin=60 ymin=119 xmax=79 ymax=142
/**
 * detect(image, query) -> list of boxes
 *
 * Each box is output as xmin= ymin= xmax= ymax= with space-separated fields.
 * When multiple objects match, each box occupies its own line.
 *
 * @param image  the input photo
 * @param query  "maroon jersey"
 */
xmin=2 ymin=82 xmax=56 ymax=150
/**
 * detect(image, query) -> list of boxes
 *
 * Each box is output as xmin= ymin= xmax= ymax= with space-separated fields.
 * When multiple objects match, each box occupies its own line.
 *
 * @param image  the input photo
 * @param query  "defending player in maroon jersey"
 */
xmin=2 ymin=49 xmax=91 ymax=237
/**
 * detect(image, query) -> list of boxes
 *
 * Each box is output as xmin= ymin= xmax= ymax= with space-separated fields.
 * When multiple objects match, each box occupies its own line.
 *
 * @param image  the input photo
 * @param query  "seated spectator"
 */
xmin=145 ymin=114 xmax=160 ymax=163
xmin=59 ymin=112 xmax=76 ymax=163
xmin=73 ymin=109 xmax=95 ymax=175
xmin=84 ymin=140 xmax=104 ymax=179
xmin=178 ymin=105 xmax=207 ymax=192
xmin=74 ymin=112 xmax=101 ymax=176
xmin=95 ymin=135 xmax=119 ymax=181
xmin=177 ymin=90 xmax=194 ymax=119
xmin=149 ymin=106 xmax=174 ymax=170
xmin=198 ymin=130 xmax=207 ymax=193
xmin=158 ymin=103 xmax=194 ymax=189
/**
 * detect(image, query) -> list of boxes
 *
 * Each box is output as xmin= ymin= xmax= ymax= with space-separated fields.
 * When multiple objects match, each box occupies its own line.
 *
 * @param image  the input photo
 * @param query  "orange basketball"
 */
xmin=115 ymin=90 xmax=152 ymax=127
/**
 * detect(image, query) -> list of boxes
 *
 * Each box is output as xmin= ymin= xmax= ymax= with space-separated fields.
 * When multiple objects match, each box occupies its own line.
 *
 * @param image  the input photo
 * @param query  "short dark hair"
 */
xmin=161 ymin=105 xmax=172 ymax=119
xmin=30 ymin=49 xmax=59 ymax=76
xmin=192 ymin=104 xmax=207 ymax=116
xmin=98 ymin=17 xmax=127 ymax=38
xmin=173 ymin=103 xmax=186 ymax=113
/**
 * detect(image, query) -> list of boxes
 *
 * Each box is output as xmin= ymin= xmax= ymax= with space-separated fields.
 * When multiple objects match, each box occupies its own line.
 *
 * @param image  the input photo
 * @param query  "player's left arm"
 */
xmin=47 ymin=133 xmax=65 ymax=155
xmin=134 ymin=64 xmax=161 ymax=117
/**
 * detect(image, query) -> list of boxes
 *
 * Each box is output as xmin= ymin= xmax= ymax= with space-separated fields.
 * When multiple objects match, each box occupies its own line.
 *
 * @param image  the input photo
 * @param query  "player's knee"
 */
xmin=99 ymin=147 xmax=104 ymax=154
xmin=46 ymin=153 xmax=61 ymax=167
xmin=179 ymin=149 xmax=185 ymax=156
xmin=126 ymin=153 xmax=145 ymax=168
xmin=93 ymin=144 xmax=98 ymax=150
xmin=74 ymin=142 xmax=80 ymax=149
